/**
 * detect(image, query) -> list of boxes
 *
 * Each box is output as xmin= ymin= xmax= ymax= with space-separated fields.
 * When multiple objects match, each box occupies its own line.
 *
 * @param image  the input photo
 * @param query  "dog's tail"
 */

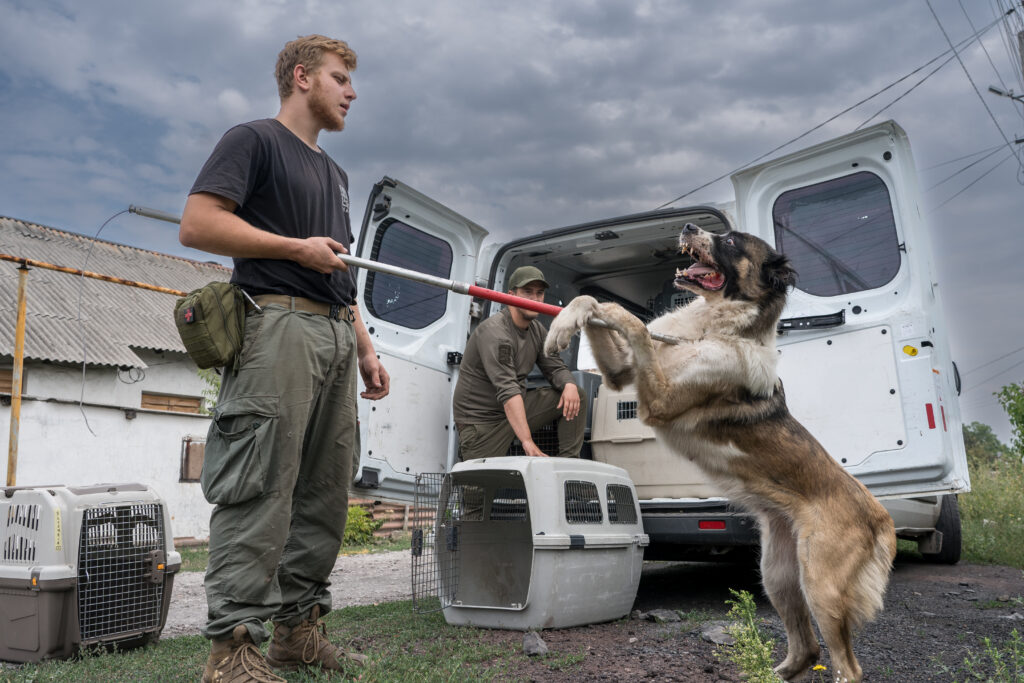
xmin=848 ymin=523 xmax=897 ymax=628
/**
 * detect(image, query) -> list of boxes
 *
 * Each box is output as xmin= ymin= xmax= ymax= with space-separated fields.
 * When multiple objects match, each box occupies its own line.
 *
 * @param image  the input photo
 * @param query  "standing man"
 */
xmin=180 ymin=35 xmax=388 ymax=682
xmin=453 ymin=266 xmax=586 ymax=459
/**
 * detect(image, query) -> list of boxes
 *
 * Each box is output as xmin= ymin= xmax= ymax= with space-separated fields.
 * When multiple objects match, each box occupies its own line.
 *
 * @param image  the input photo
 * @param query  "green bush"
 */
xmin=343 ymin=504 xmax=383 ymax=545
xmin=961 ymin=457 xmax=1024 ymax=568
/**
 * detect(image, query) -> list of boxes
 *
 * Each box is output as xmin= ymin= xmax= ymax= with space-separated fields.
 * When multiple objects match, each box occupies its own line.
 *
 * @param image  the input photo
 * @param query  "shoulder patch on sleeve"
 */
xmin=498 ymin=343 xmax=513 ymax=365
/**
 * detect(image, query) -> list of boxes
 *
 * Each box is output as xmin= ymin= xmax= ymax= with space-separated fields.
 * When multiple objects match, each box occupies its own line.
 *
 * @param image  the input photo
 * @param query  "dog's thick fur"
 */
xmin=545 ymin=224 xmax=896 ymax=683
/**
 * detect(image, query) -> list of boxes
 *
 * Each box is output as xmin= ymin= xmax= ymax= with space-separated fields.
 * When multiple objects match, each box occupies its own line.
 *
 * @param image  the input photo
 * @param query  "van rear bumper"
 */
xmin=640 ymin=500 xmax=760 ymax=561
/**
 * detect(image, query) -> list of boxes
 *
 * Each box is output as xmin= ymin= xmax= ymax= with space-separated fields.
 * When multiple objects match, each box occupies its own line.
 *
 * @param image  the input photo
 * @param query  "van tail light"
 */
xmin=925 ymin=403 xmax=936 ymax=429
xmin=699 ymin=520 xmax=727 ymax=531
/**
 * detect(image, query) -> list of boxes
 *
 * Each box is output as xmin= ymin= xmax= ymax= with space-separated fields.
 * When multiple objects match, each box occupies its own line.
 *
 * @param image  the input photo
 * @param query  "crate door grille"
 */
xmin=76 ymin=503 xmax=166 ymax=642
xmin=508 ymin=419 xmax=559 ymax=455
xmin=565 ymin=480 xmax=603 ymax=523
xmin=411 ymin=473 xmax=460 ymax=613
xmin=606 ymin=484 xmax=638 ymax=524
xmin=3 ymin=503 xmax=41 ymax=564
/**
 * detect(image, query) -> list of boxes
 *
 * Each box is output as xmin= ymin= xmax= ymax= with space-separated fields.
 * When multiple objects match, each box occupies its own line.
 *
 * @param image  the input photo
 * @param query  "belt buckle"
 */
xmin=329 ymin=303 xmax=341 ymax=321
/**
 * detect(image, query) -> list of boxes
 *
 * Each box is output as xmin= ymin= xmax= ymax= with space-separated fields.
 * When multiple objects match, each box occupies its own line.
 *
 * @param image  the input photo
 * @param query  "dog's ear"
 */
xmin=765 ymin=252 xmax=797 ymax=292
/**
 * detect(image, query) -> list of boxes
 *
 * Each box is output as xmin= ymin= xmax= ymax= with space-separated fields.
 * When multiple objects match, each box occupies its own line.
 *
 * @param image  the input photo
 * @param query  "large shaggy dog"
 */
xmin=545 ymin=224 xmax=896 ymax=683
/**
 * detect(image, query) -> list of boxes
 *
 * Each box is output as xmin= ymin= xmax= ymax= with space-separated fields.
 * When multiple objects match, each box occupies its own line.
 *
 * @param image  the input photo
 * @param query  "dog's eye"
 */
xmin=726 ymin=237 xmax=735 ymax=246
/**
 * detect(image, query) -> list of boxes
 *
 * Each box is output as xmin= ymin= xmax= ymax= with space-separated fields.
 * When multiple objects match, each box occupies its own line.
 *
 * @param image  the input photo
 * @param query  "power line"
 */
xmin=962 ymin=355 xmax=1024 ymax=393
xmin=925 ymin=0 xmax=1024 ymax=174
xmin=921 ymin=143 xmax=1005 ymax=169
xmin=962 ymin=342 xmax=1024 ymax=376
xmin=654 ymin=10 xmax=1009 ymax=209
xmin=961 ymin=0 xmax=1017 ymax=108
xmin=925 ymin=145 xmax=1006 ymax=190
xmin=854 ymin=52 xmax=958 ymax=130
xmin=928 ymin=148 xmax=1017 ymax=212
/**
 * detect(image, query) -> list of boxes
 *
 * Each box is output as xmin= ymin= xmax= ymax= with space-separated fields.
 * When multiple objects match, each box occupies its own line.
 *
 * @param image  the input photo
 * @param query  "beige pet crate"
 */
xmin=0 ymin=483 xmax=181 ymax=663
xmin=590 ymin=384 xmax=722 ymax=500
xmin=412 ymin=457 xmax=648 ymax=630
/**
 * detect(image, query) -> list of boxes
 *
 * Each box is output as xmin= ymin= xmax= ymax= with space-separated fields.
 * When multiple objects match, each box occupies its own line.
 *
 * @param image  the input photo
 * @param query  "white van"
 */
xmin=350 ymin=120 xmax=970 ymax=564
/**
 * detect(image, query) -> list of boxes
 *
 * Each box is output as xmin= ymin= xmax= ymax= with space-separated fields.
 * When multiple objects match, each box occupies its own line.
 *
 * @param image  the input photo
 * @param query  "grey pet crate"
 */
xmin=412 ymin=457 xmax=648 ymax=630
xmin=0 ymin=483 xmax=181 ymax=662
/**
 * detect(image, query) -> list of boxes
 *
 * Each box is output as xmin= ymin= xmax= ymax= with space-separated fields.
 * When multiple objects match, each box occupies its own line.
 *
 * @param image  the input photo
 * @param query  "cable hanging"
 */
xmin=926 ymin=0 xmax=1024 ymax=174
xmin=655 ymin=10 xmax=1011 ymax=209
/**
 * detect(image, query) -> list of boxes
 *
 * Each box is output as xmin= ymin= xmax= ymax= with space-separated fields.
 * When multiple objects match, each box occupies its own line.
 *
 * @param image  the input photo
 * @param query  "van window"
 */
xmin=772 ymin=171 xmax=901 ymax=297
xmin=365 ymin=219 xmax=453 ymax=328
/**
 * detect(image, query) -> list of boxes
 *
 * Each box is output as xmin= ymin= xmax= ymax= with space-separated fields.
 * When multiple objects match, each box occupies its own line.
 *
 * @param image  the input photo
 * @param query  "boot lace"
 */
xmin=300 ymin=614 xmax=331 ymax=665
xmin=229 ymin=640 xmax=284 ymax=683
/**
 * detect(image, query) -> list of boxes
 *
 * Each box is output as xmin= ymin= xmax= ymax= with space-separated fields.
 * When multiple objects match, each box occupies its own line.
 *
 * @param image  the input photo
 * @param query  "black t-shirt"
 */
xmin=189 ymin=118 xmax=357 ymax=304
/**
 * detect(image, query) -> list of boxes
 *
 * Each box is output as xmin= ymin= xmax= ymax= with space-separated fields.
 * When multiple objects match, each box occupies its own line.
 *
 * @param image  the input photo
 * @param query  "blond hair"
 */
xmin=275 ymin=34 xmax=357 ymax=99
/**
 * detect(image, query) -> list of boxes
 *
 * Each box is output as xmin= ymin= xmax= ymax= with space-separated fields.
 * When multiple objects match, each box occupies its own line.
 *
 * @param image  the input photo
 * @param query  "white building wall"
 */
xmin=2 ymin=354 xmax=215 ymax=540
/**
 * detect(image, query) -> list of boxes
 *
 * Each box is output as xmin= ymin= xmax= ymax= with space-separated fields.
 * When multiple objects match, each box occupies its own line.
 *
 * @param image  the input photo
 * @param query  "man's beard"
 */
xmin=309 ymin=79 xmax=345 ymax=132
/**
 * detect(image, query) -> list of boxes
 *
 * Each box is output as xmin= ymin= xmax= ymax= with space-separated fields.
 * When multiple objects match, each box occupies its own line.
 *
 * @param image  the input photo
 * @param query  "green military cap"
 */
xmin=508 ymin=266 xmax=548 ymax=289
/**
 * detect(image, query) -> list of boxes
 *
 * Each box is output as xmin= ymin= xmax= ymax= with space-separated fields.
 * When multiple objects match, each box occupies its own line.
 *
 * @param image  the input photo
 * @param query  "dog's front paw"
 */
xmin=545 ymin=295 xmax=600 ymax=354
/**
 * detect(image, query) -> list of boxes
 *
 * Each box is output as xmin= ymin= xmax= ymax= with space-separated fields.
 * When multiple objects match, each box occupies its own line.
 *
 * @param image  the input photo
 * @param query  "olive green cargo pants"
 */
xmin=457 ymin=387 xmax=587 ymax=460
xmin=201 ymin=304 xmax=357 ymax=644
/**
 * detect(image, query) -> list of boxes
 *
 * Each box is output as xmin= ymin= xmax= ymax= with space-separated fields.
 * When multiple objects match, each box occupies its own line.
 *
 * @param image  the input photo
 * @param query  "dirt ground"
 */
xmin=165 ymin=550 xmax=1024 ymax=681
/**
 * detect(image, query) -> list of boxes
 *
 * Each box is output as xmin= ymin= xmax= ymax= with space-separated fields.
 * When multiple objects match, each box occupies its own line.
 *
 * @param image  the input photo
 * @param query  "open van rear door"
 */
xmin=351 ymin=177 xmax=487 ymax=503
xmin=732 ymin=120 xmax=969 ymax=499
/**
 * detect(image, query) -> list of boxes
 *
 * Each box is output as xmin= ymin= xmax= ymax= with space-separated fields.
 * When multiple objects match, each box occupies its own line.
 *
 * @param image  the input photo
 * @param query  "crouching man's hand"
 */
xmin=559 ymin=383 xmax=580 ymax=421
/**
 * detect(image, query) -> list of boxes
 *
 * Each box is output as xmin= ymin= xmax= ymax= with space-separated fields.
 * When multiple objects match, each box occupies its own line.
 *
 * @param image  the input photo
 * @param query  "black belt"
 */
xmin=247 ymin=294 xmax=354 ymax=322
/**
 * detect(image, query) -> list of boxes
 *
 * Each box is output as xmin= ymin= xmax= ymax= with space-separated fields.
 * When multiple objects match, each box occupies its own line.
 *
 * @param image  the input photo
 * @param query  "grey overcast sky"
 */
xmin=1 ymin=0 xmax=1022 ymax=443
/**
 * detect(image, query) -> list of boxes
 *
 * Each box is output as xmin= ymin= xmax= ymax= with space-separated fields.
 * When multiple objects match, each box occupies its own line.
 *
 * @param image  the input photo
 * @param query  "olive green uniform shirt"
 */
xmin=453 ymin=307 xmax=576 ymax=424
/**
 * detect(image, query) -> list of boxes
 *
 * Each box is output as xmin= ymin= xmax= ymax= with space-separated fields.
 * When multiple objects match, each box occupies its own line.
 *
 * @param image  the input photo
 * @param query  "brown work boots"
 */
xmin=265 ymin=605 xmax=369 ymax=673
xmin=201 ymin=624 xmax=285 ymax=683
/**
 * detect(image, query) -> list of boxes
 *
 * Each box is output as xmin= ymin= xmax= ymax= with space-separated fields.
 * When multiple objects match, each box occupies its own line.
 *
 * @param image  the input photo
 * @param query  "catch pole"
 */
xmin=335 ymin=253 xmax=681 ymax=345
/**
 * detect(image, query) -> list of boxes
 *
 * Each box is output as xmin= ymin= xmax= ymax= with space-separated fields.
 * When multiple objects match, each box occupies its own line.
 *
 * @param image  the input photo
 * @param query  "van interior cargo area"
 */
xmin=500 ymin=210 xmax=727 ymax=320
xmin=496 ymin=209 xmax=729 ymax=367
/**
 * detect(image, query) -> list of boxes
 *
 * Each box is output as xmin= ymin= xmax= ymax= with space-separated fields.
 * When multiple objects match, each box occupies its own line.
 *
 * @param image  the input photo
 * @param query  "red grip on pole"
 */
xmin=467 ymin=285 xmax=565 ymax=317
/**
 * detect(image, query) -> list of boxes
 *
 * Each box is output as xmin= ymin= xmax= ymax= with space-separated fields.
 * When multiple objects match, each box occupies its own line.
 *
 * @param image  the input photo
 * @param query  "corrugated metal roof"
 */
xmin=0 ymin=216 xmax=232 ymax=367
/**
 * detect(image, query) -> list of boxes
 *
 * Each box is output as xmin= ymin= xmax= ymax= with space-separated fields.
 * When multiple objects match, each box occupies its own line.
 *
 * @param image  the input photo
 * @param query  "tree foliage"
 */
xmin=996 ymin=381 xmax=1024 ymax=459
xmin=962 ymin=421 xmax=1008 ymax=468
xmin=197 ymin=367 xmax=221 ymax=415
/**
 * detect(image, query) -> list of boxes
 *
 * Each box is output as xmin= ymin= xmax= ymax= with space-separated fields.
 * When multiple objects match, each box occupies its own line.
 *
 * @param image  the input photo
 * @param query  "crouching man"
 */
xmin=453 ymin=266 xmax=586 ymax=459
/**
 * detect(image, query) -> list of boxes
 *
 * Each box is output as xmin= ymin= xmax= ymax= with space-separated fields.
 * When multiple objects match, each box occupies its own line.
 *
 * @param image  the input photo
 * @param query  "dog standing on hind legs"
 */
xmin=545 ymin=223 xmax=897 ymax=682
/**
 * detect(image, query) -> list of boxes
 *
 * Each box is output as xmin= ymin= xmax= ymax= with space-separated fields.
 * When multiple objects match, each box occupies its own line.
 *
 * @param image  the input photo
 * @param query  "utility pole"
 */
xmin=1018 ymin=30 xmax=1024 ymax=84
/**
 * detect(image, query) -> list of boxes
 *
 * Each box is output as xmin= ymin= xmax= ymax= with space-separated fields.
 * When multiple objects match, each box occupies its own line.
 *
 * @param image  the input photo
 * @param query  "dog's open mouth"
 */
xmin=676 ymin=244 xmax=725 ymax=291
xmin=676 ymin=263 xmax=725 ymax=291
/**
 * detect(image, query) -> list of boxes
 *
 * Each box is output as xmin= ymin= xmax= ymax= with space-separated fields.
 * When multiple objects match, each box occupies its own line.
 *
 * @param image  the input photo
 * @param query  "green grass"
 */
xmin=894 ymin=458 xmax=1024 ymax=570
xmin=938 ymin=629 xmax=1024 ymax=683
xmin=0 ymin=602 xmax=540 ymax=683
xmin=960 ymin=458 xmax=1024 ymax=568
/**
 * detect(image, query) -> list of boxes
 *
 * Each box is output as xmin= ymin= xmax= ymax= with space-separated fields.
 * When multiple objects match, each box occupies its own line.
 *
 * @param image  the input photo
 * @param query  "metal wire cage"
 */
xmin=507 ymin=420 xmax=559 ymax=456
xmin=76 ymin=502 xmax=167 ymax=643
xmin=411 ymin=473 xmax=458 ymax=613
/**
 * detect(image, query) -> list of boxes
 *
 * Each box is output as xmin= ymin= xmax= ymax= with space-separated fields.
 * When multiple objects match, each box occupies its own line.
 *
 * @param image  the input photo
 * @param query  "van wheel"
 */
xmin=921 ymin=495 xmax=961 ymax=565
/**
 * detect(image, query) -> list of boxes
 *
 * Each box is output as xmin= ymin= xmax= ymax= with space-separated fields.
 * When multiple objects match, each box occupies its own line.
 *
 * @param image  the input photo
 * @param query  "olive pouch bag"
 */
xmin=174 ymin=282 xmax=245 ymax=372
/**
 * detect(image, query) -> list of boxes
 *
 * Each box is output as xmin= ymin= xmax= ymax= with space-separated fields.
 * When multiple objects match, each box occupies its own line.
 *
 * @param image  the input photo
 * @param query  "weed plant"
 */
xmin=938 ymin=629 xmax=1024 ymax=683
xmin=960 ymin=457 xmax=1024 ymax=568
xmin=716 ymin=588 xmax=777 ymax=683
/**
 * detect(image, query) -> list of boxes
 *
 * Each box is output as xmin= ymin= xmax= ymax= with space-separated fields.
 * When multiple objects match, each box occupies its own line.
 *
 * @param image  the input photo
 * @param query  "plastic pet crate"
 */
xmin=412 ymin=457 xmax=648 ymax=630
xmin=590 ymin=384 xmax=722 ymax=499
xmin=0 ymin=483 xmax=181 ymax=662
